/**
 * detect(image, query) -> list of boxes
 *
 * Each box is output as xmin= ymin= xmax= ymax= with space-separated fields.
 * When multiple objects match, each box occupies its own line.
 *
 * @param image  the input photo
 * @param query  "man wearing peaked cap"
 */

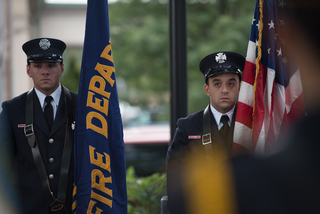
xmin=166 ymin=51 xmax=245 ymax=214
xmin=200 ymin=51 xmax=245 ymax=83
xmin=184 ymin=1 xmax=320 ymax=214
xmin=0 ymin=38 xmax=77 ymax=214
xmin=22 ymin=38 xmax=66 ymax=63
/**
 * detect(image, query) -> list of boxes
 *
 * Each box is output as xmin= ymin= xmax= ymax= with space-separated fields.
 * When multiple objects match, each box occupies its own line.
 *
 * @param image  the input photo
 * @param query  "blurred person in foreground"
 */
xmin=185 ymin=1 xmax=320 ymax=214
xmin=166 ymin=51 xmax=245 ymax=213
xmin=0 ymin=38 xmax=77 ymax=214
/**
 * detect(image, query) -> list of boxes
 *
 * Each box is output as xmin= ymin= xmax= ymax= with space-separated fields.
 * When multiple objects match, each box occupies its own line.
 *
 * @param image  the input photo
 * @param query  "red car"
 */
xmin=123 ymin=123 xmax=170 ymax=177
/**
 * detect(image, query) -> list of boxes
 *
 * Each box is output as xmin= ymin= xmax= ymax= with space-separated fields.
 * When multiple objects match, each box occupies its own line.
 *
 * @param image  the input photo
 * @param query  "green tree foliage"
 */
xmin=61 ymin=48 xmax=82 ymax=93
xmin=126 ymin=166 xmax=166 ymax=214
xmin=110 ymin=0 xmax=255 ymax=119
xmin=62 ymin=0 xmax=256 ymax=122
xmin=186 ymin=0 xmax=255 ymax=112
xmin=109 ymin=0 xmax=169 ymax=119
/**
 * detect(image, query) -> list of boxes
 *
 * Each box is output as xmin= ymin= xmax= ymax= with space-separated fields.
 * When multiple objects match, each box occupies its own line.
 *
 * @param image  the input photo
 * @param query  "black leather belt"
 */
xmin=24 ymin=86 xmax=73 ymax=213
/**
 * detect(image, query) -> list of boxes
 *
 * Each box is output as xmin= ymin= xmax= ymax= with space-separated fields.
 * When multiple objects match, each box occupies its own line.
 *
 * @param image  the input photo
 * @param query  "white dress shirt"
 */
xmin=33 ymin=85 xmax=62 ymax=120
xmin=209 ymin=104 xmax=235 ymax=130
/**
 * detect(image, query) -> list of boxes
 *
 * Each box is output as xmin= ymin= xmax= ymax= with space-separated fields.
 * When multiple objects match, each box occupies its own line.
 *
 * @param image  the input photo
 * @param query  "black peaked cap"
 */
xmin=199 ymin=51 xmax=245 ymax=82
xmin=22 ymin=38 xmax=66 ymax=63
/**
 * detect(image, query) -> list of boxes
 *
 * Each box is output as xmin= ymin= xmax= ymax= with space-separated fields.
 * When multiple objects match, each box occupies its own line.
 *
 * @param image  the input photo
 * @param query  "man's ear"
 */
xmin=60 ymin=63 xmax=65 ymax=77
xmin=26 ymin=65 xmax=32 ymax=78
xmin=204 ymin=84 xmax=210 ymax=97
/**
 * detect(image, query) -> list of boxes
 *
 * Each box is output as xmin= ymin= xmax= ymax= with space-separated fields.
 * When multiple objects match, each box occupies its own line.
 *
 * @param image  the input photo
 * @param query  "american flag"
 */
xmin=233 ymin=0 xmax=305 ymax=154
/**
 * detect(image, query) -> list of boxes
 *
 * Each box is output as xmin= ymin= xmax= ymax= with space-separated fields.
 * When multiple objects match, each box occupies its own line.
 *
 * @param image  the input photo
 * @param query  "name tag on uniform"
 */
xmin=188 ymin=135 xmax=201 ymax=139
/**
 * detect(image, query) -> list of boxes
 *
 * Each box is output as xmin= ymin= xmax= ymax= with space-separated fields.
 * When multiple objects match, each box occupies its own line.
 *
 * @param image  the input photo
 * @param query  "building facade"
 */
xmin=0 ymin=0 xmax=86 ymax=103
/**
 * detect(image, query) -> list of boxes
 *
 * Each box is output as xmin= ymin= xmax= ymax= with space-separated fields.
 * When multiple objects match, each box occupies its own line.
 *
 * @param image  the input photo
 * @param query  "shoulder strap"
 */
xmin=25 ymin=90 xmax=56 ymax=205
xmin=25 ymin=91 xmax=35 ymax=147
xmin=25 ymin=87 xmax=74 ymax=213
xmin=202 ymin=105 xmax=214 ymax=162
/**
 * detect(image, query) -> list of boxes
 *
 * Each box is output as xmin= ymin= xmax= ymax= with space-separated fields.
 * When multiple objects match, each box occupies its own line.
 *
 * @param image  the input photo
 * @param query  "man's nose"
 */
xmin=41 ymin=65 xmax=50 ymax=74
xmin=221 ymin=83 xmax=228 ymax=93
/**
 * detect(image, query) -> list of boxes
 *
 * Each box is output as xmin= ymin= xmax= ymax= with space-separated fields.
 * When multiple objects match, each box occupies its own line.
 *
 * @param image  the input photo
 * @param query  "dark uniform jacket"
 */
xmin=231 ymin=113 xmax=320 ymax=214
xmin=166 ymin=106 xmax=236 ymax=214
xmin=0 ymin=86 xmax=77 ymax=214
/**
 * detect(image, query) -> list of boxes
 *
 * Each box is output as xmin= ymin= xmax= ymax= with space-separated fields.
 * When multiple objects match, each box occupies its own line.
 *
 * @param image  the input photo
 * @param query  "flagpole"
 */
xmin=169 ymin=0 xmax=188 ymax=142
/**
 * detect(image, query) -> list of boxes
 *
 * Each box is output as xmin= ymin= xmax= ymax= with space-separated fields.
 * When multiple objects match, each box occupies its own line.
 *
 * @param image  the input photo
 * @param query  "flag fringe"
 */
xmin=252 ymin=0 xmax=264 ymax=140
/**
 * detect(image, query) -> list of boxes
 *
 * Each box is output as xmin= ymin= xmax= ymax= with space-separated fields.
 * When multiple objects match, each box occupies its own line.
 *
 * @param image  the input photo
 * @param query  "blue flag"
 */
xmin=73 ymin=0 xmax=127 ymax=213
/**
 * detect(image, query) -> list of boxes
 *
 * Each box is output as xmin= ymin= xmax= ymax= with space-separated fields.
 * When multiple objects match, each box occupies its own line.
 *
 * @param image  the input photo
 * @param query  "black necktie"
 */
xmin=44 ymin=96 xmax=53 ymax=130
xmin=219 ymin=115 xmax=229 ymax=141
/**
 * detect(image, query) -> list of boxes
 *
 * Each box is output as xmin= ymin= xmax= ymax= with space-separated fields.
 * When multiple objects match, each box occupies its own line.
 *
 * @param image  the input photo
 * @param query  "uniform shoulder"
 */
xmin=61 ymin=85 xmax=77 ymax=101
xmin=177 ymin=109 xmax=204 ymax=123
xmin=70 ymin=91 xmax=78 ymax=100
xmin=2 ymin=92 xmax=28 ymax=107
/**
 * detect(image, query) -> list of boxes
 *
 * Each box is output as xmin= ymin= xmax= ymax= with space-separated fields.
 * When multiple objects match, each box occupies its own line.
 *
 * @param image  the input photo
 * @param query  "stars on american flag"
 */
xmin=279 ymin=19 xmax=285 ymax=26
xmin=251 ymin=0 xmax=289 ymax=65
xmin=278 ymin=0 xmax=286 ymax=8
xmin=256 ymin=20 xmax=261 ymax=29
xmin=268 ymin=20 xmax=275 ymax=29
xmin=234 ymin=0 xmax=304 ymax=154
xmin=277 ymin=48 xmax=282 ymax=56
xmin=282 ymin=57 xmax=288 ymax=65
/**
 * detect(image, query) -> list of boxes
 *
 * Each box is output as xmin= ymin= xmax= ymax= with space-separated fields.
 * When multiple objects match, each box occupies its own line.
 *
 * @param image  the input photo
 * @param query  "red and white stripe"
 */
xmin=233 ymin=40 xmax=304 ymax=154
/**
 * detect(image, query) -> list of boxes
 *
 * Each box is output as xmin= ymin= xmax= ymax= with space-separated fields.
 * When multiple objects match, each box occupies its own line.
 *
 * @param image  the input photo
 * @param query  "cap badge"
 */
xmin=215 ymin=52 xmax=227 ymax=63
xmin=39 ymin=38 xmax=51 ymax=50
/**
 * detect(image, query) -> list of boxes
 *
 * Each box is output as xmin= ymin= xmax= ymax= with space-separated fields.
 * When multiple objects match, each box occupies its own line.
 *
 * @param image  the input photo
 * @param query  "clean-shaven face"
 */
xmin=204 ymin=73 xmax=240 ymax=114
xmin=27 ymin=61 xmax=64 ymax=96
